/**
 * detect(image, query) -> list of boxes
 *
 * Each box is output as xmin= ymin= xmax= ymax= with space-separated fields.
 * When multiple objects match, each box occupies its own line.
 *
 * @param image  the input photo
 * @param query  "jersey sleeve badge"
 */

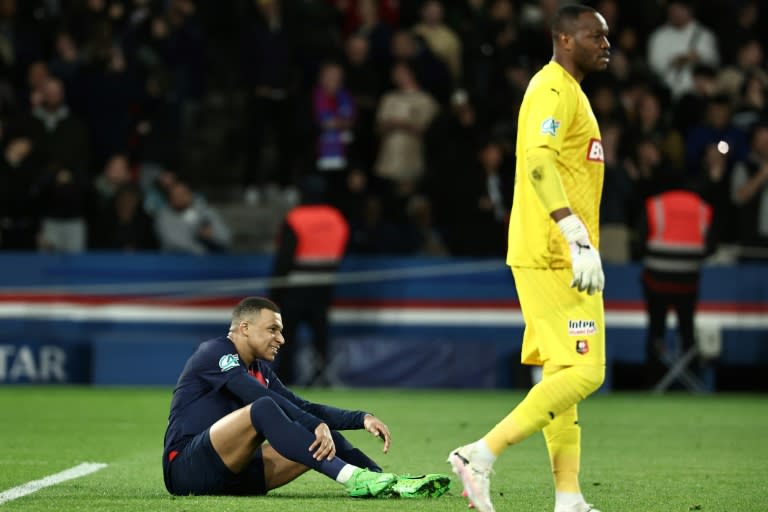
xmin=540 ymin=117 xmax=561 ymax=136
xmin=218 ymin=354 xmax=240 ymax=372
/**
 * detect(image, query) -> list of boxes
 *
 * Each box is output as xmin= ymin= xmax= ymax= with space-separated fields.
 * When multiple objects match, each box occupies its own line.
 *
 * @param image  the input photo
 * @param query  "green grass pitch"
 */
xmin=1 ymin=387 xmax=767 ymax=511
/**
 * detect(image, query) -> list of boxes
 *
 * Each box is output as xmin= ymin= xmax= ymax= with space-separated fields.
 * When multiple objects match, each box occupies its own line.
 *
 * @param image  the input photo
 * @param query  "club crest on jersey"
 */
xmin=586 ymin=138 xmax=604 ymax=162
xmin=219 ymin=354 xmax=240 ymax=372
xmin=576 ymin=339 xmax=590 ymax=355
xmin=540 ymin=116 xmax=560 ymax=136
xmin=568 ymin=320 xmax=597 ymax=336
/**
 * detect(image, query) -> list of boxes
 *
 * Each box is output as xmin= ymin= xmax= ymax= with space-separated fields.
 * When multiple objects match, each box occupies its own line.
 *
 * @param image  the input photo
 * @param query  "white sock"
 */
xmin=556 ymin=491 xmax=585 ymax=507
xmin=335 ymin=464 xmax=359 ymax=484
xmin=471 ymin=439 xmax=497 ymax=467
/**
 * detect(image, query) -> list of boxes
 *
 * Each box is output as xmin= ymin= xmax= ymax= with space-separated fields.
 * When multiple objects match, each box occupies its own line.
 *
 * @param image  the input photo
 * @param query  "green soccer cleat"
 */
xmin=390 ymin=473 xmax=452 ymax=498
xmin=344 ymin=468 xmax=398 ymax=498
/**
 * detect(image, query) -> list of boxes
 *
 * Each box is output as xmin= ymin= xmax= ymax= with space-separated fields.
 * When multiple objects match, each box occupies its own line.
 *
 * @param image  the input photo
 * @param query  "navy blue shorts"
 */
xmin=164 ymin=429 xmax=267 ymax=496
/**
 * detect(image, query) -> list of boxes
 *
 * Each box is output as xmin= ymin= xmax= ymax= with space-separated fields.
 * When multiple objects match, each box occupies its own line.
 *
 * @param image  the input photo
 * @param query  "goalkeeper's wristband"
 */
xmin=557 ymin=214 xmax=591 ymax=245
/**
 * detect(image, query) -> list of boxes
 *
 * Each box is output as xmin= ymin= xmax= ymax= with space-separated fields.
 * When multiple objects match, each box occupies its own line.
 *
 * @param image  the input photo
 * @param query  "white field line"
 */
xmin=0 ymin=462 xmax=107 ymax=505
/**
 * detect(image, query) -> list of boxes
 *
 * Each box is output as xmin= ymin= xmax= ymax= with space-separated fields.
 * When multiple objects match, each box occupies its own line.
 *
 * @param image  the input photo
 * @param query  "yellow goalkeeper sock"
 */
xmin=544 ymin=404 xmax=581 ymax=493
xmin=483 ymin=364 xmax=603 ymax=455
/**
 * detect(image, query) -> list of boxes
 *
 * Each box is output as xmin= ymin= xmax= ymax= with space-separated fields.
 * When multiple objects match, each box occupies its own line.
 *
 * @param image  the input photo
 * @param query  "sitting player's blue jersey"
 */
xmin=163 ymin=336 xmax=367 ymax=474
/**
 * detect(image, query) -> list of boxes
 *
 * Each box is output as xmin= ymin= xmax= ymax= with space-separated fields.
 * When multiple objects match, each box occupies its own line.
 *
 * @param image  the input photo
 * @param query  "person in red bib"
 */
xmin=639 ymin=185 xmax=713 ymax=387
xmin=270 ymin=175 xmax=350 ymax=386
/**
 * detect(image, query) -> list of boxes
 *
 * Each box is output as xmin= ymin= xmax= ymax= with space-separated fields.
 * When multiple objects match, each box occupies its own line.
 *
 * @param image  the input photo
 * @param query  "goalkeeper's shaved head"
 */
xmin=551 ymin=4 xmax=599 ymax=40
xmin=550 ymin=3 xmax=609 ymax=80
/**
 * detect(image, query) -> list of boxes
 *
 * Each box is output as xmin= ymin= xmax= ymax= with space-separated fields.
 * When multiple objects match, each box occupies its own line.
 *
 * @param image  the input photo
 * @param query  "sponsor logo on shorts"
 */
xmin=541 ymin=117 xmax=560 ymax=136
xmin=568 ymin=320 xmax=596 ymax=336
xmin=219 ymin=354 xmax=240 ymax=372
xmin=576 ymin=339 xmax=590 ymax=355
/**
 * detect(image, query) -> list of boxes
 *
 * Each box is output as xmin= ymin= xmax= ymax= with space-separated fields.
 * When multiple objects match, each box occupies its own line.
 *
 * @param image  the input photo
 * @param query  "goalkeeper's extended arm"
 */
xmin=526 ymin=147 xmax=605 ymax=294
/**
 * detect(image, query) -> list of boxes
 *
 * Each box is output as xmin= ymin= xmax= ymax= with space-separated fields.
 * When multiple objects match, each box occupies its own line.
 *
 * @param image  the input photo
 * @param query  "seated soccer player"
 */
xmin=162 ymin=296 xmax=449 ymax=498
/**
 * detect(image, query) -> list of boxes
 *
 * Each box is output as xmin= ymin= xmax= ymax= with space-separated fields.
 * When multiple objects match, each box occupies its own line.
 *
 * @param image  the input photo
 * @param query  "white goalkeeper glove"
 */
xmin=557 ymin=214 xmax=605 ymax=295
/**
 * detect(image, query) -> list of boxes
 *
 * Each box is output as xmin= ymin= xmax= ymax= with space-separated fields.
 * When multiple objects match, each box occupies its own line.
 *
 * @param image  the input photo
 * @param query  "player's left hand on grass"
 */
xmin=363 ymin=414 xmax=391 ymax=453
xmin=309 ymin=422 xmax=336 ymax=461
xmin=557 ymin=214 xmax=605 ymax=295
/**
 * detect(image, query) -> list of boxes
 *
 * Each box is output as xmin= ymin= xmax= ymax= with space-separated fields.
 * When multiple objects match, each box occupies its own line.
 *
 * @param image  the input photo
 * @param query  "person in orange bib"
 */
xmin=270 ymin=176 xmax=349 ymax=386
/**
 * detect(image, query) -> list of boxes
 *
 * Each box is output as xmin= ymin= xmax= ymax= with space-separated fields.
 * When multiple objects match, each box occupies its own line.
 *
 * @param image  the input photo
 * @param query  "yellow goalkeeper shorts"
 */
xmin=511 ymin=267 xmax=605 ymax=367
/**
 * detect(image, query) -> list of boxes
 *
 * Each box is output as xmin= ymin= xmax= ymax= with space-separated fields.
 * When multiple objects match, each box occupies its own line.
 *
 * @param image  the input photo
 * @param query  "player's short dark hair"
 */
xmin=551 ymin=4 xmax=598 ymax=39
xmin=232 ymin=297 xmax=280 ymax=322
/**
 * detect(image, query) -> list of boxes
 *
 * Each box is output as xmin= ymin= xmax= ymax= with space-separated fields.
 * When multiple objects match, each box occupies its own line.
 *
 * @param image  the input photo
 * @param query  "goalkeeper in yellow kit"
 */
xmin=448 ymin=5 xmax=610 ymax=512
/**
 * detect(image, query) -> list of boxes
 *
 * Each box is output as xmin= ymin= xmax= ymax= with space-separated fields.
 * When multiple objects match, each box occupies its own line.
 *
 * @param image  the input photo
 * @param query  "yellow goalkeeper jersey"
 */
xmin=507 ymin=61 xmax=604 ymax=269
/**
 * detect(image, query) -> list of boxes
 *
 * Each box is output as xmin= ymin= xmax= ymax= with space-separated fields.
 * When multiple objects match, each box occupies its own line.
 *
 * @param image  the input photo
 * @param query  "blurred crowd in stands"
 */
xmin=0 ymin=0 xmax=767 ymax=261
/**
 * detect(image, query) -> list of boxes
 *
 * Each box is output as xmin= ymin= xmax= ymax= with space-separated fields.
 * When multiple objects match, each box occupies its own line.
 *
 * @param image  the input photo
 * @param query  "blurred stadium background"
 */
xmin=0 ymin=0 xmax=765 ymax=391
xmin=0 ymin=0 xmax=768 ymax=391
xmin=1 ymin=0 xmax=768 ymax=510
